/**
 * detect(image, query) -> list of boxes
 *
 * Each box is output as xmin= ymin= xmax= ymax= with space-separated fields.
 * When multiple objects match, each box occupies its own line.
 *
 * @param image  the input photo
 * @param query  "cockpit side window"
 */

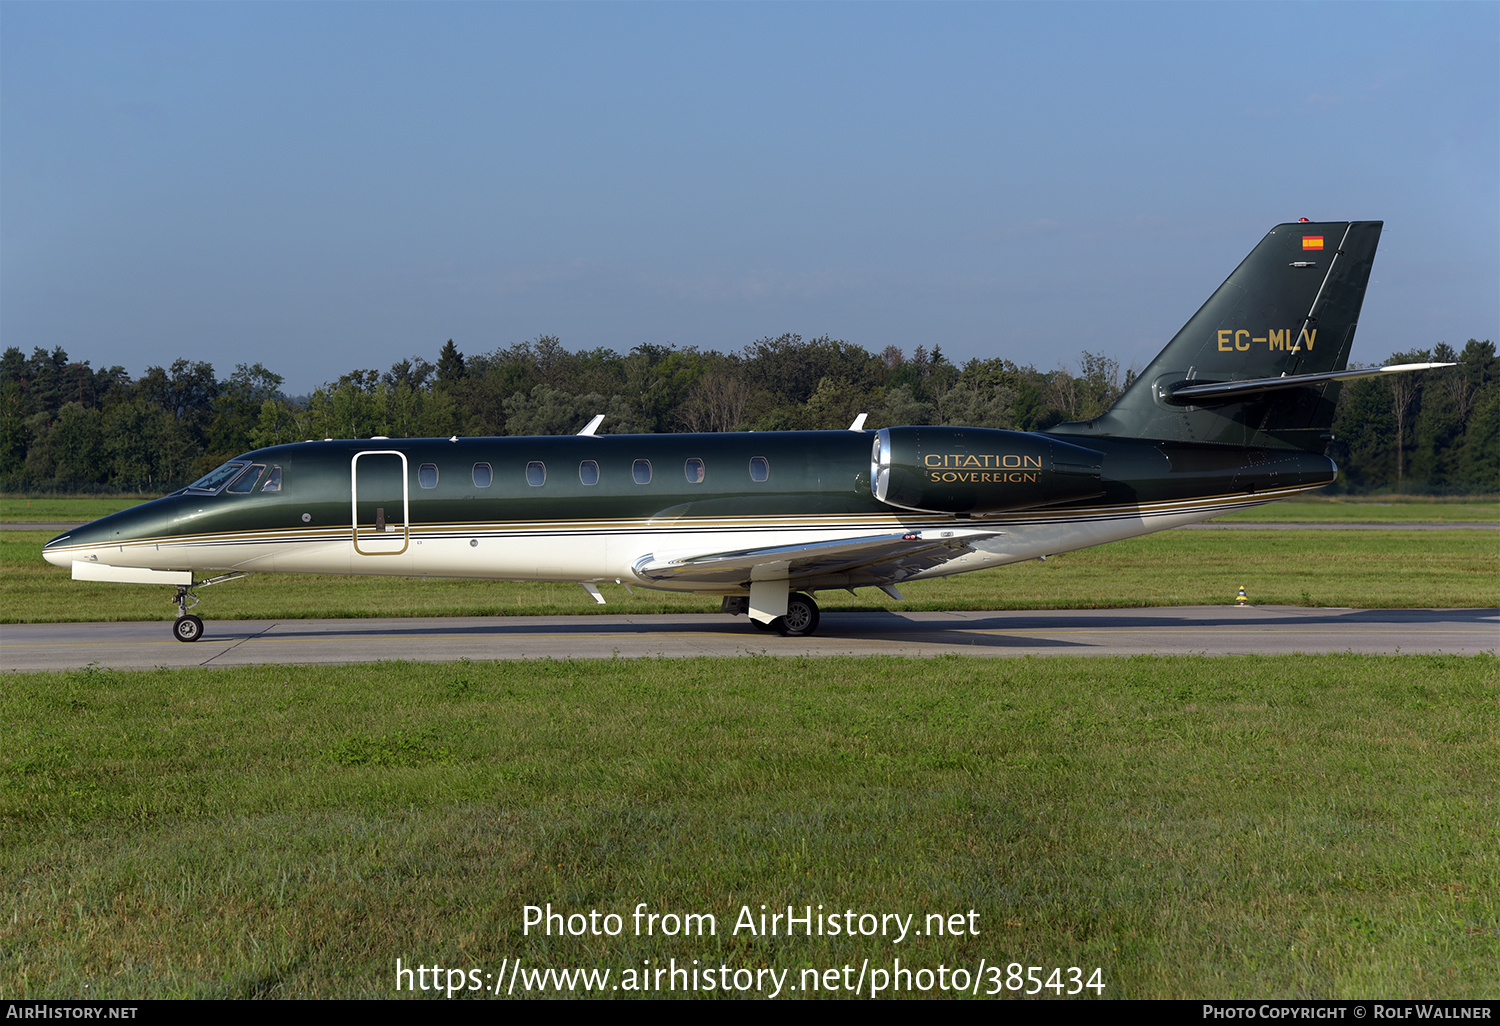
xmin=185 ymin=461 xmax=248 ymax=494
xmin=261 ymin=466 xmax=283 ymax=492
xmin=226 ymin=465 xmax=266 ymax=494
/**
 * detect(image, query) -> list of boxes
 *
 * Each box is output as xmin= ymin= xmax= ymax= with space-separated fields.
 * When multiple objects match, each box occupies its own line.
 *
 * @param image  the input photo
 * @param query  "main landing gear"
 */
xmin=744 ymin=592 xmax=821 ymax=637
xmin=779 ymin=592 xmax=820 ymax=637
xmin=170 ymin=572 xmax=248 ymax=642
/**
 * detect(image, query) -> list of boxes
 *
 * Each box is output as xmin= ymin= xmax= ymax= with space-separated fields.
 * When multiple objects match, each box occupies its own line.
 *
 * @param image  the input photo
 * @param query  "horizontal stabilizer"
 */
xmin=1168 ymin=362 xmax=1456 ymax=403
xmin=72 ymin=561 xmax=193 ymax=586
xmin=633 ymin=529 xmax=996 ymax=587
xmin=1051 ymin=220 xmax=1387 ymax=451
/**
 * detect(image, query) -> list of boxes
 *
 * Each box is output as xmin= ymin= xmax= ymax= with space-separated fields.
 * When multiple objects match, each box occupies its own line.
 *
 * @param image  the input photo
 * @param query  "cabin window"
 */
xmin=225 ymin=464 xmax=265 ymax=494
xmin=526 ymin=461 xmax=546 ymax=487
xmin=750 ymin=456 xmax=769 ymax=482
xmin=579 ymin=460 xmax=600 ymax=486
xmin=261 ymin=466 xmax=282 ymax=492
xmin=684 ymin=458 xmax=705 ymax=483
xmin=633 ymin=459 xmax=652 ymax=485
xmin=473 ymin=463 xmax=493 ymax=488
xmin=185 ymin=461 xmax=247 ymax=494
xmin=418 ymin=464 xmax=439 ymax=489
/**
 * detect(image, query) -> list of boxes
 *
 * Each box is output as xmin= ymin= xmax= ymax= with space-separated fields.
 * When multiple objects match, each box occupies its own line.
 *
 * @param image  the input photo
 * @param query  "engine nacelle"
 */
xmin=871 ymin=426 xmax=1104 ymax=514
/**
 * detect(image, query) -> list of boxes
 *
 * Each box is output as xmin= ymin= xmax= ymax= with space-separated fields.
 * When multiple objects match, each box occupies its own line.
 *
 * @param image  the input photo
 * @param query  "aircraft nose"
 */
xmin=43 ymin=513 xmax=130 ymax=569
xmin=43 ymin=527 xmax=89 ymax=568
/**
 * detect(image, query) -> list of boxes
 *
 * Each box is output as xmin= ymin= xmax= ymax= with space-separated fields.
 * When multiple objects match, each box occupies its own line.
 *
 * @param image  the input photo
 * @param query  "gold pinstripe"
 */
xmin=45 ymin=482 xmax=1328 ymax=558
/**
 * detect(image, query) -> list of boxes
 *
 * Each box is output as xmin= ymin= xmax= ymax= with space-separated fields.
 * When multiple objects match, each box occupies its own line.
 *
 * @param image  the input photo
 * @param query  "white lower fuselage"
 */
xmin=49 ymin=484 xmax=1318 ymax=594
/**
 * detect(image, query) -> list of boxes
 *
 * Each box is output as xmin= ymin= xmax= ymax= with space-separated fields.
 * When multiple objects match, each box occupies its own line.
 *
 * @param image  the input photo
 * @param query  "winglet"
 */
xmin=577 ymin=414 xmax=606 ymax=436
xmin=848 ymin=413 xmax=868 ymax=431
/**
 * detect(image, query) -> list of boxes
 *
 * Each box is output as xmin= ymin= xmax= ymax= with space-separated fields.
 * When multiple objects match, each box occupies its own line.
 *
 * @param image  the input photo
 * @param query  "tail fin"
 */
xmin=1051 ymin=220 xmax=1382 ymax=452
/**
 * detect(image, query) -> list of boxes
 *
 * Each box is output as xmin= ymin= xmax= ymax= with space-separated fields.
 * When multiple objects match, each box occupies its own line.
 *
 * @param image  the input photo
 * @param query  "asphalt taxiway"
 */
xmin=7 ymin=521 xmax=1497 ymax=532
xmin=3 ymin=607 xmax=1494 ymax=671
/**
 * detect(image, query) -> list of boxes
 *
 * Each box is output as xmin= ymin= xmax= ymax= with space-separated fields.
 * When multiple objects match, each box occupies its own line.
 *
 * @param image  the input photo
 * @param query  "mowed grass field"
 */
xmin=4 ymin=496 xmax=1496 ymax=1000
xmin=2 ymin=656 xmax=1496 ymax=999
xmin=1212 ymin=495 xmax=1498 ymax=523
xmin=2 ymin=494 xmax=1496 ymax=622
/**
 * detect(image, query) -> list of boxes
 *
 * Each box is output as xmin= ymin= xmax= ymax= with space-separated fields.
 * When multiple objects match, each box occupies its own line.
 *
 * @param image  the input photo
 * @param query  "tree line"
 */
xmin=2 ymin=334 xmax=1495 ymax=494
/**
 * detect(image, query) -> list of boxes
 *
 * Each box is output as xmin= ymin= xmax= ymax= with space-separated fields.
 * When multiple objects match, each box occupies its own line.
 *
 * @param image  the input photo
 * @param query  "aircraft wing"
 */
xmin=632 ymin=528 xmax=999 ymax=587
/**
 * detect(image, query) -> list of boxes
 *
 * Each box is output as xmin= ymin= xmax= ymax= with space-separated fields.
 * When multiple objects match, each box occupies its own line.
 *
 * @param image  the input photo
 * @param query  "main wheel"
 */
xmin=777 ymin=593 xmax=820 ymax=637
xmin=173 ymin=614 xmax=205 ymax=643
xmin=751 ymin=617 xmax=778 ymax=632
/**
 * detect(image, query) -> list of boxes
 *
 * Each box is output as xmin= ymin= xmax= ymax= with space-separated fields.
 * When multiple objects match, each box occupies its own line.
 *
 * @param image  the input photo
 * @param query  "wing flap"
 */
xmin=632 ymin=529 xmax=998 ymax=587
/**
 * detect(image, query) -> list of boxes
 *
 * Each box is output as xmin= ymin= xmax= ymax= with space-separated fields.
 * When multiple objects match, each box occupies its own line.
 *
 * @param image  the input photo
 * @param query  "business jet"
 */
xmin=44 ymin=220 xmax=1449 ymax=641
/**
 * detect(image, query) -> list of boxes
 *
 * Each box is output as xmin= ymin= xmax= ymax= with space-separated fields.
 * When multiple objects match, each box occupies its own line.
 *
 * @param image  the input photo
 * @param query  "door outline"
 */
xmin=351 ymin=450 xmax=410 ymax=556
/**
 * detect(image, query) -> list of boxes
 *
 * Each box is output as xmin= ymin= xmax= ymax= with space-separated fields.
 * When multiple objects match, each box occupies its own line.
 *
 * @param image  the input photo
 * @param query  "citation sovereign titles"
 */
xmin=522 ymin=904 xmax=981 ymax=943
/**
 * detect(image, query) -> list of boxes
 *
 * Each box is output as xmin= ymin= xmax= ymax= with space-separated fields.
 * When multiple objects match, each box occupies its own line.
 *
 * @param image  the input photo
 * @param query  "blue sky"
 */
xmin=4 ymin=2 xmax=1496 ymax=394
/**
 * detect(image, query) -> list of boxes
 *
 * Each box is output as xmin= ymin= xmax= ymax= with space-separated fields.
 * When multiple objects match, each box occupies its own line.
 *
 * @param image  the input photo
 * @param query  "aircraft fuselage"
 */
xmin=43 ymin=429 xmax=1335 ymax=594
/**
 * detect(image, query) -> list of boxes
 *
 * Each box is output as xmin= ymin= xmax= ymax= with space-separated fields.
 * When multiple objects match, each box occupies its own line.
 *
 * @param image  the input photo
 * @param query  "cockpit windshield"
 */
xmin=185 ymin=461 xmax=248 ymax=495
xmin=225 ymin=464 xmax=266 ymax=494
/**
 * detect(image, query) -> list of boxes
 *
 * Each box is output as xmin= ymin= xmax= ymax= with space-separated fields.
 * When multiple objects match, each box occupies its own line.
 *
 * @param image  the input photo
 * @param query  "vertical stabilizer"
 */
xmin=1051 ymin=220 xmax=1382 ymax=451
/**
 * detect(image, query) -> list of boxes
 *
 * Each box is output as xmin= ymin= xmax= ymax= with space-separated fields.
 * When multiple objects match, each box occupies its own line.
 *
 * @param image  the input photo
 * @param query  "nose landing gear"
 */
xmin=170 ymin=572 xmax=248 ymax=642
xmin=172 ymin=583 xmax=206 ymax=642
xmin=172 ymin=613 xmax=205 ymax=643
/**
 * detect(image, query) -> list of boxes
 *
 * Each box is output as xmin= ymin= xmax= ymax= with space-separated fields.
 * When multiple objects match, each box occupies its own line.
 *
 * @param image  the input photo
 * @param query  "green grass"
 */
xmin=0 ymin=495 xmax=157 ymax=522
xmin=4 ymin=527 xmax=1495 ymax=624
xmin=2 ymin=655 xmax=1495 ymax=998
xmin=7 ymin=493 xmax=1494 ymax=1000
xmin=1213 ymin=496 xmax=1498 ymax=523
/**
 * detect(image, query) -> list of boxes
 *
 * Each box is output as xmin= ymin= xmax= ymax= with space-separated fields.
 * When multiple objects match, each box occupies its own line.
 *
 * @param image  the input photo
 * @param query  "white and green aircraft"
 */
xmin=45 ymin=220 xmax=1449 ymax=641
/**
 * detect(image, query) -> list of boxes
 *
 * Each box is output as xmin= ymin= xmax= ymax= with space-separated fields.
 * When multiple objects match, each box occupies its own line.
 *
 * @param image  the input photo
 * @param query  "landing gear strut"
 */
xmin=172 ymin=583 xmax=206 ymax=643
xmin=172 ymin=584 xmax=203 ymax=642
xmin=170 ymin=572 xmax=248 ymax=642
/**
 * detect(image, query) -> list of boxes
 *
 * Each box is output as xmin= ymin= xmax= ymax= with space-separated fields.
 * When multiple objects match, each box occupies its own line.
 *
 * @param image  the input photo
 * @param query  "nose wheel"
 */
xmin=173 ymin=582 xmax=206 ymax=642
xmin=168 ymin=572 xmax=247 ymax=642
xmin=173 ymin=614 xmax=205 ymax=643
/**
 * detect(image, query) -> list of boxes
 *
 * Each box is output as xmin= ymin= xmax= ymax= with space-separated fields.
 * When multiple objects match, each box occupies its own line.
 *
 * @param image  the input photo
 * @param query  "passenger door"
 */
xmin=351 ymin=450 xmax=409 ymax=556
